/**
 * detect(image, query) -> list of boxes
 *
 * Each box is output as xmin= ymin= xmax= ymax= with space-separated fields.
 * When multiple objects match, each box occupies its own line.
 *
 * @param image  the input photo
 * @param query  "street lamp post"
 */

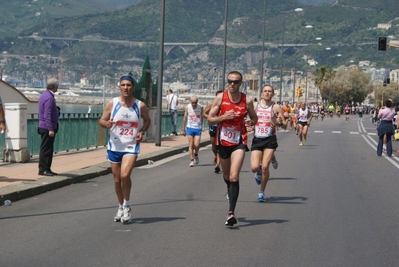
xmin=292 ymin=8 xmax=304 ymax=103
xmin=279 ymin=16 xmax=286 ymax=103
xmin=304 ymin=33 xmax=319 ymax=103
xmin=155 ymin=0 xmax=166 ymax=146
xmin=259 ymin=0 xmax=267 ymax=100
xmin=221 ymin=0 xmax=228 ymax=90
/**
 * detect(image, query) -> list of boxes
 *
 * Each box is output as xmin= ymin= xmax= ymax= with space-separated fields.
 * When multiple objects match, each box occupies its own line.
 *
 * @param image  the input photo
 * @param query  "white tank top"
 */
xmin=254 ymin=102 xmax=276 ymax=138
xmin=298 ymin=108 xmax=309 ymax=122
xmin=186 ymin=103 xmax=202 ymax=129
xmin=107 ymin=97 xmax=142 ymax=153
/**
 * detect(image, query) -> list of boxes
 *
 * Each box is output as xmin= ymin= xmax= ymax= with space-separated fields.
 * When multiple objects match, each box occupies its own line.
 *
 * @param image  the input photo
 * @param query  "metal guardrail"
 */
xmin=0 ymin=111 xmax=209 ymax=159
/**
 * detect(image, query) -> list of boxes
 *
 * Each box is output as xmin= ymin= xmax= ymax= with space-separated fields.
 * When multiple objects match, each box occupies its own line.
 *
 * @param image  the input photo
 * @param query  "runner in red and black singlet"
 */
xmin=207 ymin=71 xmax=257 ymax=227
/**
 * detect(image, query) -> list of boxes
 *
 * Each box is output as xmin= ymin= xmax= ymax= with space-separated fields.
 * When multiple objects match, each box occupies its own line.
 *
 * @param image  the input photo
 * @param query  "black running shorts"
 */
xmin=251 ymin=135 xmax=278 ymax=151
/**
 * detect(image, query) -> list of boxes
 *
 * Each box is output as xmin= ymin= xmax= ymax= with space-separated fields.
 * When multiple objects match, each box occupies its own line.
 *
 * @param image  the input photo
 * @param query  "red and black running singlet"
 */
xmin=216 ymin=91 xmax=248 ymax=147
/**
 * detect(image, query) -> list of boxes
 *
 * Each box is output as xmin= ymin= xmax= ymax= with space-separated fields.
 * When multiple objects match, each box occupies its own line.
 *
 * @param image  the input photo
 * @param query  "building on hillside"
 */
xmin=377 ymin=23 xmax=391 ymax=30
xmin=390 ymin=69 xmax=399 ymax=83
xmin=366 ymin=68 xmax=390 ymax=84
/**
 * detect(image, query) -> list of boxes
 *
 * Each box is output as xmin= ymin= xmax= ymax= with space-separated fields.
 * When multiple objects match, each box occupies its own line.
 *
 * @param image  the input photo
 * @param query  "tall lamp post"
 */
xmin=279 ymin=7 xmax=303 ymax=103
xmin=259 ymin=0 xmax=267 ymax=100
xmin=292 ymin=8 xmax=304 ymax=103
xmin=221 ymin=0 xmax=228 ymax=90
xmin=155 ymin=0 xmax=166 ymax=146
xmin=304 ymin=34 xmax=320 ymax=103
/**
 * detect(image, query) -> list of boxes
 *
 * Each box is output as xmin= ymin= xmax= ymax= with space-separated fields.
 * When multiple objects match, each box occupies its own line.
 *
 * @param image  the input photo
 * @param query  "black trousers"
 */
xmin=38 ymin=127 xmax=56 ymax=172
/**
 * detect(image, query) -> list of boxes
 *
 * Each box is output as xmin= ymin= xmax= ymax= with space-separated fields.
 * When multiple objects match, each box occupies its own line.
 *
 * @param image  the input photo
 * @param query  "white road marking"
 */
xmin=350 ymin=132 xmax=359 ymax=134
xmin=367 ymin=133 xmax=377 ymax=136
xmin=332 ymin=131 xmax=341 ymax=133
xmin=314 ymin=131 xmax=324 ymax=133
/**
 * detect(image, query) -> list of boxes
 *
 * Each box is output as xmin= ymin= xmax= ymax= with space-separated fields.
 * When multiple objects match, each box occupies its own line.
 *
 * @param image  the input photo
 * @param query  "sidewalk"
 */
xmin=0 ymin=134 xmax=211 ymax=205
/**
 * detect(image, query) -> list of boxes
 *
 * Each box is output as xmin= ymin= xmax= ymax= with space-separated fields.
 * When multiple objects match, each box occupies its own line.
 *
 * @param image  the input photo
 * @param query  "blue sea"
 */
xmin=58 ymin=104 xmax=104 ymax=114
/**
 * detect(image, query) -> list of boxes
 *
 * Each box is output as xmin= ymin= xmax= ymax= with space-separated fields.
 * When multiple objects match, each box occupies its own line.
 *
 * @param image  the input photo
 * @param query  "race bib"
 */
xmin=189 ymin=115 xmax=201 ymax=128
xmin=115 ymin=121 xmax=139 ymax=143
xmin=255 ymin=122 xmax=272 ymax=138
xmin=220 ymin=126 xmax=240 ymax=144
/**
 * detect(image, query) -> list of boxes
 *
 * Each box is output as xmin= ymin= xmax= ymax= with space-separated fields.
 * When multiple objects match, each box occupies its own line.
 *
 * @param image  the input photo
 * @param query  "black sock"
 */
xmin=228 ymin=182 xmax=239 ymax=214
xmin=223 ymin=177 xmax=230 ymax=188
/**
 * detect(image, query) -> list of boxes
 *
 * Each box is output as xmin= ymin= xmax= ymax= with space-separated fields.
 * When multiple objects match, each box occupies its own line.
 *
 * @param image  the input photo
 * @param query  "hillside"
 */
xmin=1 ymin=0 xmax=399 ymax=85
xmin=0 ymin=0 xmax=141 ymax=39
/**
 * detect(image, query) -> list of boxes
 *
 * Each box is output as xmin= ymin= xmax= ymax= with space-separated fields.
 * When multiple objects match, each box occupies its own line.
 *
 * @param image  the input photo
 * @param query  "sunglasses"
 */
xmin=227 ymin=79 xmax=241 ymax=84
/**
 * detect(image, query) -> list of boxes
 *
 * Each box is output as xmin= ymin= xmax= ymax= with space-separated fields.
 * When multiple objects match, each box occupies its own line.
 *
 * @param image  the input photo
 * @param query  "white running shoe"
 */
xmin=257 ymin=192 xmax=266 ymax=202
xmin=271 ymin=157 xmax=278 ymax=169
xmin=189 ymin=160 xmax=194 ymax=167
xmin=114 ymin=208 xmax=124 ymax=222
xmin=121 ymin=206 xmax=132 ymax=224
xmin=194 ymin=155 xmax=199 ymax=164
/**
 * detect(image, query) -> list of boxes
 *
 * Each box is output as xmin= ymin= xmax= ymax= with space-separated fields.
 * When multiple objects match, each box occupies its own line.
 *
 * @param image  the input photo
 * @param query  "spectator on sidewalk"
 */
xmin=0 ymin=95 xmax=6 ymax=133
xmin=37 ymin=78 xmax=59 ymax=176
xmin=99 ymin=75 xmax=151 ymax=224
xmin=166 ymin=89 xmax=179 ymax=135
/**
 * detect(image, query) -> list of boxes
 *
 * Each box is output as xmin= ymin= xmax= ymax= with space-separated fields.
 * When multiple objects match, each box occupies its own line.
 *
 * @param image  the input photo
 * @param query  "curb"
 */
xmin=0 ymin=140 xmax=211 ymax=205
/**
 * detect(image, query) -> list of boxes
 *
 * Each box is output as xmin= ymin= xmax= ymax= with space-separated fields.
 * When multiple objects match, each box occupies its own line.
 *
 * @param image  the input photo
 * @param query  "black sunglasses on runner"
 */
xmin=227 ymin=79 xmax=241 ymax=84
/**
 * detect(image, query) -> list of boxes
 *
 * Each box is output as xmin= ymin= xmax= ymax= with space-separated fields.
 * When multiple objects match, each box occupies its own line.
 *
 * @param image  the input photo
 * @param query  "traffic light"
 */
xmin=296 ymin=87 xmax=303 ymax=98
xmin=378 ymin=37 xmax=387 ymax=51
xmin=299 ymin=87 xmax=303 ymax=97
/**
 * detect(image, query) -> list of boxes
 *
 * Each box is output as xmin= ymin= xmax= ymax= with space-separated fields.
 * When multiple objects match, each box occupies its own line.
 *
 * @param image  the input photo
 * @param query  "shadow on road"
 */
xmin=129 ymin=216 xmax=185 ymax=224
xmin=267 ymin=195 xmax=308 ymax=204
xmin=237 ymin=217 xmax=289 ymax=228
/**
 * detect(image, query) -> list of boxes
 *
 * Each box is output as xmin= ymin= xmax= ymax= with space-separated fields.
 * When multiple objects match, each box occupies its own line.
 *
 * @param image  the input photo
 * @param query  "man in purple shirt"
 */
xmin=38 ymin=78 xmax=59 ymax=176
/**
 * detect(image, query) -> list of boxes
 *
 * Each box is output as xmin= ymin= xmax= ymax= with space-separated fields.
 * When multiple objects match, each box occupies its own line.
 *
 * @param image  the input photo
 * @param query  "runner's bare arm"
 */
xmin=273 ymin=104 xmax=287 ymax=129
xmin=99 ymin=99 xmax=113 ymax=128
xmin=182 ymin=106 xmax=188 ymax=134
xmin=307 ymin=110 xmax=313 ymax=124
xmin=207 ymin=94 xmax=224 ymax=125
xmin=246 ymin=98 xmax=258 ymax=126
xmin=202 ymin=103 xmax=212 ymax=119
xmin=136 ymin=102 xmax=151 ymax=141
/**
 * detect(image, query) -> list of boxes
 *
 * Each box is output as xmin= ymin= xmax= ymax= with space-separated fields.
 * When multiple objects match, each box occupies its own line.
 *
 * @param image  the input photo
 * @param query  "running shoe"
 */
xmin=271 ymin=157 xmax=278 ymax=169
xmin=214 ymin=164 xmax=220 ymax=173
xmin=254 ymin=172 xmax=261 ymax=185
xmin=257 ymin=192 xmax=266 ymax=202
xmin=225 ymin=213 xmax=237 ymax=226
xmin=189 ymin=160 xmax=194 ymax=167
xmin=114 ymin=208 xmax=124 ymax=222
xmin=299 ymin=142 xmax=303 ymax=147
xmin=254 ymin=164 xmax=262 ymax=185
xmin=121 ymin=206 xmax=132 ymax=224
xmin=194 ymin=154 xmax=199 ymax=164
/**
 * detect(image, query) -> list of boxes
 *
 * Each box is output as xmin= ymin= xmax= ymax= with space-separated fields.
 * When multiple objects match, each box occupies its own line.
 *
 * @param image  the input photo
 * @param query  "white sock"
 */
xmin=119 ymin=204 xmax=123 ymax=209
xmin=123 ymin=200 xmax=130 ymax=207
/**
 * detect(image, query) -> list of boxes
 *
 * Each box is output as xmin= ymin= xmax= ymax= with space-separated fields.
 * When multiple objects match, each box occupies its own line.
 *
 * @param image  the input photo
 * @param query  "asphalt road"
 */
xmin=1 ymin=115 xmax=398 ymax=267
